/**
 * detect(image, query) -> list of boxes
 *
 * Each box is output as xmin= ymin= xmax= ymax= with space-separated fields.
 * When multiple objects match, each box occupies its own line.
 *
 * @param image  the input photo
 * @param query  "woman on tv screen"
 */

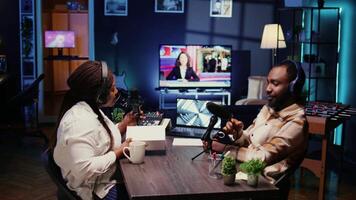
xmin=166 ymin=52 xmax=200 ymax=81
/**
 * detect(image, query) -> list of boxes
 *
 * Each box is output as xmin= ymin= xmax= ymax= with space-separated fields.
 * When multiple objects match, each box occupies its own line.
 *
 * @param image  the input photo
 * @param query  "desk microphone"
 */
xmin=206 ymin=102 xmax=234 ymax=145
xmin=206 ymin=102 xmax=233 ymax=120
xmin=192 ymin=115 xmax=218 ymax=160
xmin=201 ymin=115 xmax=218 ymax=142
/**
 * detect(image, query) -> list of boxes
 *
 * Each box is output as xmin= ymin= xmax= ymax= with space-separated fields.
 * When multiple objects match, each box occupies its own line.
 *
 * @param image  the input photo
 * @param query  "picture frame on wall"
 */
xmin=104 ymin=0 xmax=128 ymax=16
xmin=155 ymin=0 xmax=184 ymax=13
xmin=210 ymin=0 xmax=233 ymax=18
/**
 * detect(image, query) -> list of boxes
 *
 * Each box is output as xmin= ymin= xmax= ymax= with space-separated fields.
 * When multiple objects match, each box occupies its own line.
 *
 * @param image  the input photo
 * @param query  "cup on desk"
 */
xmin=123 ymin=141 xmax=146 ymax=164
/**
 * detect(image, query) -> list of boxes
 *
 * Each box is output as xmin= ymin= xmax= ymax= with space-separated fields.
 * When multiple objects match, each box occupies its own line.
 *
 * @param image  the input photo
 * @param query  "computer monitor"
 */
xmin=159 ymin=45 xmax=232 ymax=89
xmin=176 ymin=98 xmax=221 ymax=129
xmin=44 ymin=30 xmax=75 ymax=56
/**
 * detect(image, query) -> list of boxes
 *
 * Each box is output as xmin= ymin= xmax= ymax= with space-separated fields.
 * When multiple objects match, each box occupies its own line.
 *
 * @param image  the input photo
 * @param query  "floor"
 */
xmin=0 ymin=128 xmax=355 ymax=200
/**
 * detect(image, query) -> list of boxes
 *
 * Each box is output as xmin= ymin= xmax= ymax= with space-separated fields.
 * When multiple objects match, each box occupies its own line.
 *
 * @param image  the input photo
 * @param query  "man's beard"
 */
xmin=267 ymin=90 xmax=292 ymax=111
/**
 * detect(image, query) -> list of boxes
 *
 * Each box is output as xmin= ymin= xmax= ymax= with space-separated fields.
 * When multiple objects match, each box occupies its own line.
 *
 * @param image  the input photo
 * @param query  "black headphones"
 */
xmin=283 ymin=60 xmax=305 ymax=96
xmin=96 ymin=61 xmax=110 ymax=104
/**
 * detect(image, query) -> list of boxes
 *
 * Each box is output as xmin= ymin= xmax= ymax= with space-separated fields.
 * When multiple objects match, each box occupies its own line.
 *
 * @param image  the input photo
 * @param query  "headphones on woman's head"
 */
xmin=96 ymin=61 xmax=110 ymax=104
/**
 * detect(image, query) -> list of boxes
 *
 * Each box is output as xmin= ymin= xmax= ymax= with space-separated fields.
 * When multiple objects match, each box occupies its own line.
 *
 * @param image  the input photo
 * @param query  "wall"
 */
xmin=329 ymin=0 xmax=356 ymax=164
xmin=94 ymin=0 xmax=275 ymax=108
xmin=0 ymin=0 xmax=20 ymax=98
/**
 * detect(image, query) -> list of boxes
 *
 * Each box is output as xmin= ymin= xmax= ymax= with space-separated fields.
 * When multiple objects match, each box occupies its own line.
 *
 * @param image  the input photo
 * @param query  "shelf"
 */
xmin=279 ymin=7 xmax=340 ymax=11
xmin=277 ymin=6 xmax=339 ymax=102
xmin=23 ymin=75 xmax=36 ymax=79
xmin=44 ymin=56 xmax=89 ymax=61
xmin=285 ymin=41 xmax=338 ymax=45
xmin=23 ymin=58 xmax=35 ymax=62
xmin=306 ymin=77 xmax=335 ymax=79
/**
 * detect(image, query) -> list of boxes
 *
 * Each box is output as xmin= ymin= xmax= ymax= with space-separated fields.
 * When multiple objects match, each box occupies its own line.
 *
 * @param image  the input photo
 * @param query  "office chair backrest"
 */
xmin=41 ymin=149 xmax=79 ymax=200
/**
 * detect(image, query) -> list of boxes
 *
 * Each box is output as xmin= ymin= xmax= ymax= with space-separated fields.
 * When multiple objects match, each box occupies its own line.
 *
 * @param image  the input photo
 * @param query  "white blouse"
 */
xmin=54 ymin=101 xmax=122 ymax=200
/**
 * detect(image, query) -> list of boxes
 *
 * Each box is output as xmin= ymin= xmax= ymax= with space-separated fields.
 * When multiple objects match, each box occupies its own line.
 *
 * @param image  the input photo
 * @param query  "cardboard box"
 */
xmin=126 ymin=118 xmax=171 ymax=154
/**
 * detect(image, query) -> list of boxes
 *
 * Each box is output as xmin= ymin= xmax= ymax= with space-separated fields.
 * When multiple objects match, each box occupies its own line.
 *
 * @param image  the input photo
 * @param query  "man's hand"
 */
xmin=222 ymin=118 xmax=244 ymax=140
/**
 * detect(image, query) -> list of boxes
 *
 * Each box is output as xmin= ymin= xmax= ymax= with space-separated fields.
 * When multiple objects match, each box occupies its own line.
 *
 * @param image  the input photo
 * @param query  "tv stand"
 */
xmin=45 ymin=55 xmax=89 ymax=60
xmin=158 ymin=88 xmax=231 ymax=109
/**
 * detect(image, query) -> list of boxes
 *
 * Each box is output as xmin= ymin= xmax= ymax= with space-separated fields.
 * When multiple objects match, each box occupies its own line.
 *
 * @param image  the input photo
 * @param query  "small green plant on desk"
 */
xmin=221 ymin=155 xmax=237 ymax=185
xmin=239 ymin=159 xmax=266 ymax=187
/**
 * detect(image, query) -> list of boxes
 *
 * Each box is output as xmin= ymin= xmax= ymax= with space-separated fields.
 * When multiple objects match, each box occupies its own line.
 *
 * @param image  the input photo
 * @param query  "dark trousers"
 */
xmin=93 ymin=184 xmax=129 ymax=200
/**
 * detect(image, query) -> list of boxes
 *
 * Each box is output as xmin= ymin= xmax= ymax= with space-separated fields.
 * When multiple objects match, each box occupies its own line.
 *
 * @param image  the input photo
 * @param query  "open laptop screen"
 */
xmin=176 ymin=98 xmax=221 ymax=129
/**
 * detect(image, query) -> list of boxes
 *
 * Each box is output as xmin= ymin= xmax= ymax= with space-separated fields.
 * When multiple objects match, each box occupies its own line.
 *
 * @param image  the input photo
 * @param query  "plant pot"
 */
xmin=247 ymin=174 xmax=259 ymax=187
xmin=223 ymin=174 xmax=236 ymax=185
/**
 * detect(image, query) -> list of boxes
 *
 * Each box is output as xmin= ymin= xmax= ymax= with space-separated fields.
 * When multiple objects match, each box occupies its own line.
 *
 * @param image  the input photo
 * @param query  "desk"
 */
xmin=119 ymin=137 xmax=278 ymax=200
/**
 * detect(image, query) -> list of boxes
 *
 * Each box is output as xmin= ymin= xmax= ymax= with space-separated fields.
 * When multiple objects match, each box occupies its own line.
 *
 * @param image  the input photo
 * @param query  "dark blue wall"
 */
xmin=0 ymin=0 xmax=20 ymax=98
xmin=94 ymin=0 xmax=275 ymax=108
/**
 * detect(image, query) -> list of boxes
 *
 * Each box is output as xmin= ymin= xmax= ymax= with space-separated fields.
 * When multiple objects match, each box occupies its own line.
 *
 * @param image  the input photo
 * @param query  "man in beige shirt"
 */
xmin=211 ymin=60 xmax=308 ymax=187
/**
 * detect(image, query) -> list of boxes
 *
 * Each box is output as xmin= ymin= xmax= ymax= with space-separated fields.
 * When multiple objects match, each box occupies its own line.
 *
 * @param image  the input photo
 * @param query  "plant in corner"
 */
xmin=239 ymin=159 xmax=266 ymax=187
xmin=221 ymin=155 xmax=237 ymax=185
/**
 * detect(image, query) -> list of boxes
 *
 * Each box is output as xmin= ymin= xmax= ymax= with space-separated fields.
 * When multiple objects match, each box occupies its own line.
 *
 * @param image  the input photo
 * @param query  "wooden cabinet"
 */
xmin=43 ymin=11 xmax=88 ymax=92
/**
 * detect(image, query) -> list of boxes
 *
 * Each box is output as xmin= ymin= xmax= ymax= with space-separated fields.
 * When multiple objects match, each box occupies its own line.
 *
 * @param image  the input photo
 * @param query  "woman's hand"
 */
xmin=113 ymin=138 xmax=132 ymax=158
xmin=222 ymin=118 xmax=244 ymax=140
xmin=124 ymin=111 xmax=138 ymax=126
xmin=117 ymin=111 xmax=138 ymax=134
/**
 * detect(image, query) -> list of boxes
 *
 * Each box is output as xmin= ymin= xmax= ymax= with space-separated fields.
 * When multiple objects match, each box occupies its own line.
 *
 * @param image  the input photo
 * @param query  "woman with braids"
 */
xmin=52 ymin=61 xmax=136 ymax=200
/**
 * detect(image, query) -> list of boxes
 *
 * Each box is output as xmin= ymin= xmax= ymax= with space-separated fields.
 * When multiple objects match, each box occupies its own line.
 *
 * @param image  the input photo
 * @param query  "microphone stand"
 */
xmin=191 ymin=115 xmax=218 ymax=160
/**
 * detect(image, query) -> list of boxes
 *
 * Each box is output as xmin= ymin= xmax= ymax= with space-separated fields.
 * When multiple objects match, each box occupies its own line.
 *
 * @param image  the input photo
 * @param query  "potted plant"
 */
xmin=239 ymin=159 xmax=266 ymax=187
xmin=221 ymin=155 xmax=237 ymax=185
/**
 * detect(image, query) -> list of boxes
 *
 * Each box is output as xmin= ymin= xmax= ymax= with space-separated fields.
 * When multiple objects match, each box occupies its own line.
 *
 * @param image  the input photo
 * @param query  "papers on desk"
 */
xmin=172 ymin=138 xmax=203 ymax=146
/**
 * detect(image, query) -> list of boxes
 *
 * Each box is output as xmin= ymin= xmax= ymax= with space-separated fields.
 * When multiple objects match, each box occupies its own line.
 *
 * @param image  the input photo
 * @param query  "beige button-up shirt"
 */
xmin=233 ymin=103 xmax=308 ymax=183
xmin=54 ymin=101 xmax=122 ymax=200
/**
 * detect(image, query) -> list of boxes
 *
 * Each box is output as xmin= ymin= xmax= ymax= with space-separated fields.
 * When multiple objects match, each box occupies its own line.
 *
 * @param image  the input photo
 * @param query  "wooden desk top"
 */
xmin=119 ymin=137 xmax=278 ymax=200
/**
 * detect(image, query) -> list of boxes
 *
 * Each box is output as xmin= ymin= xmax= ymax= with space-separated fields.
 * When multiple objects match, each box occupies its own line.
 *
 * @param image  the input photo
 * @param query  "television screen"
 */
xmin=44 ymin=31 xmax=75 ymax=48
xmin=159 ymin=45 xmax=232 ymax=88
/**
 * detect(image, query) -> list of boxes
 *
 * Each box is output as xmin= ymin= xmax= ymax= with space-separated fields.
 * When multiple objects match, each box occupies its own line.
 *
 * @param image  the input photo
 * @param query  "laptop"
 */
xmin=170 ymin=98 xmax=221 ymax=138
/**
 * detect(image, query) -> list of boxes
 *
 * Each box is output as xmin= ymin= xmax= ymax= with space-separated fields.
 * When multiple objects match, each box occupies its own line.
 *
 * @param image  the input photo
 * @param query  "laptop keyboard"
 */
xmin=170 ymin=127 xmax=207 ymax=138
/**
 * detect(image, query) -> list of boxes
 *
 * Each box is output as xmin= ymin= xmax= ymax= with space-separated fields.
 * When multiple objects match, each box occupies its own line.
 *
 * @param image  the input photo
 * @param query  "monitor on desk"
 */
xmin=176 ymin=98 xmax=221 ymax=129
xmin=159 ymin=44 xmax=232 ymax=89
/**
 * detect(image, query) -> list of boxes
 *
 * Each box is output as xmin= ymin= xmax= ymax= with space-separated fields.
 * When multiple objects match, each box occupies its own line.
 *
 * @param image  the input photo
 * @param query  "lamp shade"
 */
xmin=260 ymin=24 xmax=286 ymax=49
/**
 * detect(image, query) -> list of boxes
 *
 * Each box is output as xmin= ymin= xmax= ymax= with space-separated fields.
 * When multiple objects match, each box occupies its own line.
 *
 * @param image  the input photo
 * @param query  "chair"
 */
xmin=235 ymin=76 xmax=268 ymax=105
xmin=274 ymin=142 xmax=308 ymax=200
xmin=41 ymin=149 xmax=80 ymax=200
xmin=0 ymin=74 xmax=47 ymax=144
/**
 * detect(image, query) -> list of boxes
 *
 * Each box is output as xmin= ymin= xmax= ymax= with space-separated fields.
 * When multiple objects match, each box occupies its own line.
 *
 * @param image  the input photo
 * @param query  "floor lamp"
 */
xmin=260 ymin=24 xmax=286 ymax=67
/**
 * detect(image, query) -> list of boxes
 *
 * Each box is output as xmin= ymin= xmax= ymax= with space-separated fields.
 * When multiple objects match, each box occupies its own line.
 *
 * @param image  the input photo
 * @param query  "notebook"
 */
xmin=170 ymin=98 xmax=221 ymax=138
